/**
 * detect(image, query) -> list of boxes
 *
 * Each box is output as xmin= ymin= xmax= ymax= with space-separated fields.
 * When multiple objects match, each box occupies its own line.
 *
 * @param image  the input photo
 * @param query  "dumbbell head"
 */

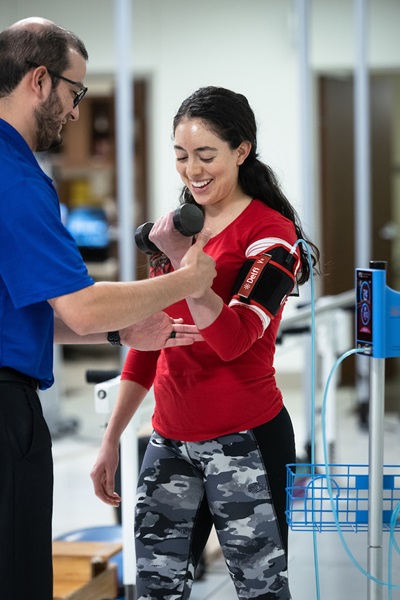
xmin=135 ymin=203 xmax=204 ymax=255
xmin=135 ymin=222 xmax=159 ymax=254
xmin=173 ymin=203 xmax=204 ymax=236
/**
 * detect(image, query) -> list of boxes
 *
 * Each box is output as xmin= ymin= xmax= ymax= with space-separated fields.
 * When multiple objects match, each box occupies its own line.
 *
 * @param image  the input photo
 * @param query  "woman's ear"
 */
xmin=237 ymin=140 xmax=252 ymax=165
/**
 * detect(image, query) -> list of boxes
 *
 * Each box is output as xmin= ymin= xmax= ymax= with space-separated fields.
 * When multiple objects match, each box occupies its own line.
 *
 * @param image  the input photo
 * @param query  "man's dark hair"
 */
xmin=0 ymin=20 xmax=88 ymax=97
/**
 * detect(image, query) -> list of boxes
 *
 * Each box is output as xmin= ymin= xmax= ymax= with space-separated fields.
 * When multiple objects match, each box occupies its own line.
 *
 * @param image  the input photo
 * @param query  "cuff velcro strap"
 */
xmin=232 ymin=248 xmax=296 ymax=318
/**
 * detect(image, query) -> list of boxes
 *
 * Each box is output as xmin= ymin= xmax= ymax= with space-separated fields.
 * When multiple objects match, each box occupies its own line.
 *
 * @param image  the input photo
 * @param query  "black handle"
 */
xmin=135 ymin=204 xmax=204 ymax=255
xmin=85 ymin=369 xmax=121 ymax=384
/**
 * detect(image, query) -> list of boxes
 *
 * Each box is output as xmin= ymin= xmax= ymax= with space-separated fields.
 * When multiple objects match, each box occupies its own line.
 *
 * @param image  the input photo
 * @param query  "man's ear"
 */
xmin=237 ymin=140 xmax=252 ymax=165
xmin=29 ymin=65 xmax=52 ymax=102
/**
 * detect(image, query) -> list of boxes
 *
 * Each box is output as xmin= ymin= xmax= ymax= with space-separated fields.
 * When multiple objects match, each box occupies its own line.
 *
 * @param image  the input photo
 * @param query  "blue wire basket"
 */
xmin=286 ymin=463 xmax=400 ymax=532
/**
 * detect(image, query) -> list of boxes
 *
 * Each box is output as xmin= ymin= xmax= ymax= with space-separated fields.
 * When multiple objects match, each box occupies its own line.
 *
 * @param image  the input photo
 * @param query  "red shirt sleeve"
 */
xmin=121 ymin=348 xmax=160 ymax=390
xmin=199 ymin=303 xmax=264 ymax=361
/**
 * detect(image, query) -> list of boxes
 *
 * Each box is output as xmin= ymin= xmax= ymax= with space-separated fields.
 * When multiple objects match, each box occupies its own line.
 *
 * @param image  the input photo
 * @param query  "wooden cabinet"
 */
xmin=49 ymin=79 xmax=149 ymax=280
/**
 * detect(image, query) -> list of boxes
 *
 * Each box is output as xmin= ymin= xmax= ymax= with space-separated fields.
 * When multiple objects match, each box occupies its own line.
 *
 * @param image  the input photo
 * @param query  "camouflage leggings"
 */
xmin=135 ymin=407 xmax=294 ymax=599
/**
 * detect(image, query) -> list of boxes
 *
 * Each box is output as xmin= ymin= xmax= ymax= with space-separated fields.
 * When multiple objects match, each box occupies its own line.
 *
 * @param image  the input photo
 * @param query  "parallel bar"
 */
xmin=279 ymin=289 xmax=354 ymax=329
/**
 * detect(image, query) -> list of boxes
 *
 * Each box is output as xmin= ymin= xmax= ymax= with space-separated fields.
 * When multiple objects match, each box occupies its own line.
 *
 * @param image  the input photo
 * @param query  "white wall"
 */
xmin=3 ymin=0 xmax=400 ymax=225
xmin=2 ymin=1 xmax=400 ymax=377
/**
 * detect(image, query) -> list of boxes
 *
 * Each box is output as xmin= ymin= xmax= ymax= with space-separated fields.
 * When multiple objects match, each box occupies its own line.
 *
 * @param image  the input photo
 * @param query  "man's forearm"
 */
xmin=50 ymin=266 xmax=201 ymax=336
xmin=50 ymin=230 xmax=215 ymax=337
xmin=54 ymin=317 xmax=107 ymax=344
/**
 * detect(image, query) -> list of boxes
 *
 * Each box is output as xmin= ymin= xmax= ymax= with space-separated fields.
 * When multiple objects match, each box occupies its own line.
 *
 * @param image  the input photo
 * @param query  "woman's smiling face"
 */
xmin=174 ymin=118 xmax=250 ymax=211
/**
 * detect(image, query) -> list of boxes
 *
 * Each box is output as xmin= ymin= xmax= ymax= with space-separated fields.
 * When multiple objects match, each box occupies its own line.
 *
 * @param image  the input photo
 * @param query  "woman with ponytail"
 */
xmin=92 ymin=86 xmax=320 ymax=600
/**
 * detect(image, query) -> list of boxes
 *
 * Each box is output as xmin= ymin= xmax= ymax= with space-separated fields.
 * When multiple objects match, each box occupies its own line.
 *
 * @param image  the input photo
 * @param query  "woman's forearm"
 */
xmin=185 ymin=288 xmax=224 ymax=330
xmin=102 ymin=380 xmax=149 ymax=446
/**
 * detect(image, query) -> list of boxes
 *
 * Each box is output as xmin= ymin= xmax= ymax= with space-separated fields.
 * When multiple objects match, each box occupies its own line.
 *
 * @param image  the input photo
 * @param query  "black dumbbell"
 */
xmin=135 ymin=204 xmax=204 ymax=254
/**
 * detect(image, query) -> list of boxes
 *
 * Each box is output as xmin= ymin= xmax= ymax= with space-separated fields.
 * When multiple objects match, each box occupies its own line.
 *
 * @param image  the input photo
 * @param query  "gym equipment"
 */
xmin=54 ymin=525 xmax=124 ymax=600
xmin=286 ymin=260 xmax=400 ymax=600
xmin=135 ymin=204 xmax=204 ymax=254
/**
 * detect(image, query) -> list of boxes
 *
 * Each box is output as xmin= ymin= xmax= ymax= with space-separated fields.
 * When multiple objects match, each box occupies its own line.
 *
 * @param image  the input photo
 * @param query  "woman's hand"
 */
xmin=149 ymin=210 xmax=193 ymax=269
xmin=90 ymin=441 xmax=122 ymax=507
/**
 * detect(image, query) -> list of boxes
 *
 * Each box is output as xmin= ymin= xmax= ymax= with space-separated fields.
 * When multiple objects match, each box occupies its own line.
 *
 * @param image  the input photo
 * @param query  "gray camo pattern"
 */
xmin=135 ymin=430 xmax=291 ymax=599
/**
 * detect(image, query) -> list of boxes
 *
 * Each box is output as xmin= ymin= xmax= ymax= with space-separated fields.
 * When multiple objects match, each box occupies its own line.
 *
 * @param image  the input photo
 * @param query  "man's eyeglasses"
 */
xmin=26 ymin=61 xmax=88 ymax=108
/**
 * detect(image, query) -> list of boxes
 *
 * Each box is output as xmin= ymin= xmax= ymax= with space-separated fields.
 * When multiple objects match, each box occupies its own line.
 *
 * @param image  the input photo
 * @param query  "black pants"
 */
xmin=0 ymin=379 xmax=53 ymax=600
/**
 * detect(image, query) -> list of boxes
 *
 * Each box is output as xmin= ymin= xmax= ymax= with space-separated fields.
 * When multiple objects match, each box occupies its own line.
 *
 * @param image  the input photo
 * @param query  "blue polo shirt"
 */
xmin=0 ymin=119 xmax=94 ymax=389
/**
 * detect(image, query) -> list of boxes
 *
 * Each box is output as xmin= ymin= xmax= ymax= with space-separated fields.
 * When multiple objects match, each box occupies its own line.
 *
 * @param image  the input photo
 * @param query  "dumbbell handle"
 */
xmin=135 ymin=204 xmax=204 ymax=255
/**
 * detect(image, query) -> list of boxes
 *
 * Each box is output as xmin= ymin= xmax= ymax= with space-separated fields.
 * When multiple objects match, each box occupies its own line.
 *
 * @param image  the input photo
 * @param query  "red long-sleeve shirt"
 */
xmin=122 ymin=199 xmax=300 ymax=441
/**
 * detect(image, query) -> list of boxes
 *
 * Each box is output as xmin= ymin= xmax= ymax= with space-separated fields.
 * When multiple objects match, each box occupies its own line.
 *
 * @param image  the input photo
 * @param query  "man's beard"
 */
xmin=34 ymin=89 xmax=64 ymax=152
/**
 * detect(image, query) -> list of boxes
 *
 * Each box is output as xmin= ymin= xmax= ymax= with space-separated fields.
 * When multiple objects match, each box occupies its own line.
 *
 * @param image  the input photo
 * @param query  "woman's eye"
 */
xmin=175 ymin=155 xmax=214 ymax=163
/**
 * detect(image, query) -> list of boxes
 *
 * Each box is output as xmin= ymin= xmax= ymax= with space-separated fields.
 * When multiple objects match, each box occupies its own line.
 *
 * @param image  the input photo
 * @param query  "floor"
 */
xmin=45 ymin=345 xmax=400 ymax=600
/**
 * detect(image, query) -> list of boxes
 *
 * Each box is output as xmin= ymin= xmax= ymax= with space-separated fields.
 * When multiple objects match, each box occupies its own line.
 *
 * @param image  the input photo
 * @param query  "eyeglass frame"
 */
xmin=26 ymin=61 xmax=88 ymax=108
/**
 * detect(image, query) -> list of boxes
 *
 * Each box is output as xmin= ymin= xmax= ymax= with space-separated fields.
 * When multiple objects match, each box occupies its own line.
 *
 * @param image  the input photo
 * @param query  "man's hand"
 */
xmin=180 ymin=228 xmax=216 ymax=298
xmin=120 ymin=312 xmax=203 ymax=350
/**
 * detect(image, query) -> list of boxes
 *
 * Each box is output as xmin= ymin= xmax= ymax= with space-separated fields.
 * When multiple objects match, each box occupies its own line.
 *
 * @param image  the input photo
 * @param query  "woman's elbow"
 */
xmin=215 ymin=347 xmax=247 ymax=362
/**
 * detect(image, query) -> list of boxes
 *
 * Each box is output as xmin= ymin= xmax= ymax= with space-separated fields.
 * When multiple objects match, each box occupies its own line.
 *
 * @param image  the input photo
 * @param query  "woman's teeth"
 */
xmin=192 ymin=180 xmax=211 ymax=189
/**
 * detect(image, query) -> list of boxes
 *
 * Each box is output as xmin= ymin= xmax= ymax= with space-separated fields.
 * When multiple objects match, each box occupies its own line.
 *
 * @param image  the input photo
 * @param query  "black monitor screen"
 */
xmin=356 ymin=270 xmax=373 ymax=344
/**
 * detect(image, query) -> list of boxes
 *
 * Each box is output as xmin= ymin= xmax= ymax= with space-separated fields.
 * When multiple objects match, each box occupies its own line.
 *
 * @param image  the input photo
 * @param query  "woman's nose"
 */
xmin=186 ymin=158 xmax=202 ymax=177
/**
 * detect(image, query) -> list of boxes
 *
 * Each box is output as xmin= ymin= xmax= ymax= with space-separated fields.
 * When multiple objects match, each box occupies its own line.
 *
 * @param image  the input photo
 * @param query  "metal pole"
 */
xmin=297 ymin=0 xmax=314 ymax=238
xmin=354 ymin=0 xmax=371 ymax=264
xmin=120 ymin=415 xmax=139 ymax=600
xmin=115 ymin=0 xmax=136 ymax=597
xmin=295 ymin=0 xmax=316 ymax=462
xmin=115 ymin=0 xmax=135 ymax=286
xmin=354 ymin=0 xmax=372 ymax=420
xmin=367 ymin=357 xmax=385 ymax=600
xmin=317 ymin=318 xmax=338 ymax=462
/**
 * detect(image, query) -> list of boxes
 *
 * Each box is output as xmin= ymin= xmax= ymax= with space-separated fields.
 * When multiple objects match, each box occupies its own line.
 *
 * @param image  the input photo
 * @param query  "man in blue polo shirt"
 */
xmin=0 ymin=17 xmax=215 ymax=600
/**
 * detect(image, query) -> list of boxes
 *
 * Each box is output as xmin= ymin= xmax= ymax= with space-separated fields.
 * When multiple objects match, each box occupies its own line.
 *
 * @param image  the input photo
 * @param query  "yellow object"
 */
xmin=52 ymin=541 xmax=121 ymax=600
